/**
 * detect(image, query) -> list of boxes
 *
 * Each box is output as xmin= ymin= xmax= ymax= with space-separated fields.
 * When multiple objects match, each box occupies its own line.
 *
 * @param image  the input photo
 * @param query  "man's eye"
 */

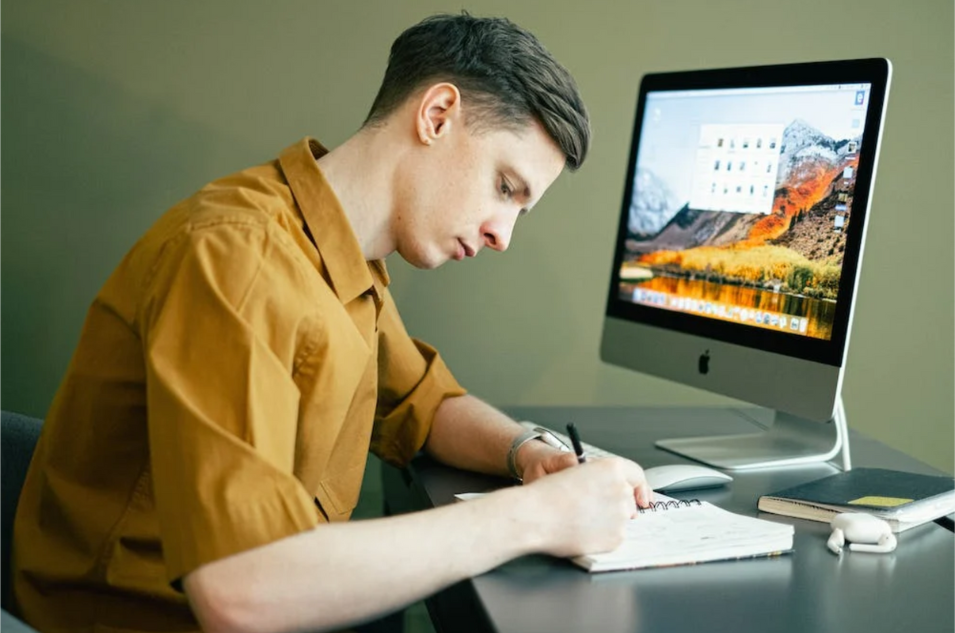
xmin=500 ymin=180 xmax=512 ymax=197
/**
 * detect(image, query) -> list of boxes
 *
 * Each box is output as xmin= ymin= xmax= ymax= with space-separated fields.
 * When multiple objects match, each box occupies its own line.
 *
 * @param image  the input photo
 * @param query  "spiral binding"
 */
xmin=638 ymin=499 xmax=702 ymax=513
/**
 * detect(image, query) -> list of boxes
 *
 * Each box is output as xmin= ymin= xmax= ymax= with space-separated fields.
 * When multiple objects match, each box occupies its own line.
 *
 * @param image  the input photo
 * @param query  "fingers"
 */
xmin=544 ymin=451 xmax=581 ymax=472
xmin=599 ymin=456 xmax=652 ymax=508
xmin=522 ymin=457 xmax=652 ymax=557
xmin=521 ymin=450 xmax=579 ymax=485
xmin=635 ymin=481 xmax=652 ymax=509
xmin=530 ymin=454 xmax=652 ymax=508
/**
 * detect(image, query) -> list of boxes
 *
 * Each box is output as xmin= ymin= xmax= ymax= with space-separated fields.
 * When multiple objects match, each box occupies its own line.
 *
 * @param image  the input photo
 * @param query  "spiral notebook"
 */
xmin=572 ymin=496 xmax=794 ymax=573
xmin=455 ymin=492 xmax=794 ymax=572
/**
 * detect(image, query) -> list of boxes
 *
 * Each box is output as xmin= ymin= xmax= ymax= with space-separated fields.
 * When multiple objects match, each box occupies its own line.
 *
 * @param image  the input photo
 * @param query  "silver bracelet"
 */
xmin=506 ymin=429 xmax=542 ymax=481
xmin=530 ymin=426 xmax=572 ymax=453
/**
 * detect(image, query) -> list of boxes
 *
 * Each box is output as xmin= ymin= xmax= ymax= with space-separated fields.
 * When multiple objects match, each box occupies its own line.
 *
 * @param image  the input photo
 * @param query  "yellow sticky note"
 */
xmin=848 ymin=496 xmax=912 ymax=508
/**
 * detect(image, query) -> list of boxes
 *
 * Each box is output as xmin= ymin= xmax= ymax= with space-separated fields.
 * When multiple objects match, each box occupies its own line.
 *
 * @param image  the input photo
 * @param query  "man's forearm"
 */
xmin=424 ymin=394 xmax=544 ymax=478
xmin=185 ymin=486 xmax=543 ymax=633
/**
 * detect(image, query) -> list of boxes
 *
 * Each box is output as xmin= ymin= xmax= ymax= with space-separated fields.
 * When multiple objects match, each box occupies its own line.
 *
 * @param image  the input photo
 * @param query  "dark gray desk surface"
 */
xmin=382 ymin=406 xmax=955 ymax=633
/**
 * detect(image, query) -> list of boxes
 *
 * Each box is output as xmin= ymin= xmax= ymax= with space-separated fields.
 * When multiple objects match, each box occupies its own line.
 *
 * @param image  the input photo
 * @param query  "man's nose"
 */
xmin=481 ymin=218 xmax=515 ymax=252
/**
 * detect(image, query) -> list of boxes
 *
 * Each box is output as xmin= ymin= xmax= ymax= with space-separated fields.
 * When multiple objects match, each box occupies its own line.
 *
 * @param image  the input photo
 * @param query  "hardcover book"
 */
xmin=757 ymin=468 xmax=955 ymax=533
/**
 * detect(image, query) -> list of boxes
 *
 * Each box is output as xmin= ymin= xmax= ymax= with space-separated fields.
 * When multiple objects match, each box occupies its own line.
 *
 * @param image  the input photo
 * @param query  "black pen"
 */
xmin=566 ymin=423 xmax=587 ymax=464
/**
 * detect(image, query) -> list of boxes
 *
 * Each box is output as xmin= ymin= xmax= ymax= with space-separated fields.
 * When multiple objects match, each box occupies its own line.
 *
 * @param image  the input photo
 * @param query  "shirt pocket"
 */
xmin=314 ymin=462 xmax=366 ymax=520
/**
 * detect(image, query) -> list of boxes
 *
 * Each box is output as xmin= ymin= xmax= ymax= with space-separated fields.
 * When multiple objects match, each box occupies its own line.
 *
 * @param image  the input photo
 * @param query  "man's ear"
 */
xmin=415 ymin=83 xmax=461 ymax=146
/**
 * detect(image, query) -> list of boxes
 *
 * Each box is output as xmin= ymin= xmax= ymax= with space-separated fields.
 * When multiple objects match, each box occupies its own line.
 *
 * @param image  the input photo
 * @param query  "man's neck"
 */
xmin=315 ymin=127 xmax=397 ymax=261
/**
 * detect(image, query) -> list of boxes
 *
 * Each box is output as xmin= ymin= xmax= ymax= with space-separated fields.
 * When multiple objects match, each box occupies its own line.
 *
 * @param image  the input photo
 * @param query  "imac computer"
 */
xmin=601 ymin=58 xmax=891 ymax=471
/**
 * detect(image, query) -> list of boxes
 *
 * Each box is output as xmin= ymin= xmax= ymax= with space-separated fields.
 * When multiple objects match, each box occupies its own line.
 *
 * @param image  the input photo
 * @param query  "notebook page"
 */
xmin=578 ymin=501 xmax=793 ymax=570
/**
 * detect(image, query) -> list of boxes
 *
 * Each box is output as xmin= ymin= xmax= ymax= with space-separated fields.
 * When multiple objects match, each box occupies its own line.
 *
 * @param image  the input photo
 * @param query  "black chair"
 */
xmin=1 ymin=411 xmax=43 ymax=632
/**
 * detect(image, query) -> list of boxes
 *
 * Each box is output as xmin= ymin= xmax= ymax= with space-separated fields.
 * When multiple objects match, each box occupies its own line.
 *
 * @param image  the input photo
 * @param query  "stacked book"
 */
xmin=758 ymin=467 xmax=955 ymax=533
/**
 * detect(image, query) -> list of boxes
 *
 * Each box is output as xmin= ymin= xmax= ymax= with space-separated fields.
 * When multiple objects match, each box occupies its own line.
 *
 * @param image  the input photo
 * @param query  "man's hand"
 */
xmin=515 ymin=439 xmax=652 ymax=515
xmin=515 ymin=439 xmax=578 ymax=484
xmin=425 ymin=395 xmax=651 ymax=529
xmin=515 ymin=457 xmax=652 ymax=558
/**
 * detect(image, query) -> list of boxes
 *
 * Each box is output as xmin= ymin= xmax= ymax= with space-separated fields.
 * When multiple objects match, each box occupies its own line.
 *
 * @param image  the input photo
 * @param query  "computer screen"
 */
xmin=601 ymin=59 xmax=891 ymax=469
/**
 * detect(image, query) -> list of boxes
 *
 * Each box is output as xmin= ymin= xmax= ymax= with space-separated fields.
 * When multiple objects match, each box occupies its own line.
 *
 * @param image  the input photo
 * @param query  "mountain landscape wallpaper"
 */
xmin=621 ymin=117 xmax=863 ymax=340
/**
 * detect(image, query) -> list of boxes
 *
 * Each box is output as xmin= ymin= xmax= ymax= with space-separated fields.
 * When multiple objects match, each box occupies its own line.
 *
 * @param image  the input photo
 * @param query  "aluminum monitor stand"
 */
xmin=656 ymin=397 xmax=851 ymax=471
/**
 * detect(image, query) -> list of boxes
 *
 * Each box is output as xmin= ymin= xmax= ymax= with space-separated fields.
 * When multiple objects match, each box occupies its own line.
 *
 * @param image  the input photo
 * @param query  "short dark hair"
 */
xmin=364 ymin=13 xmax=590 ymax=170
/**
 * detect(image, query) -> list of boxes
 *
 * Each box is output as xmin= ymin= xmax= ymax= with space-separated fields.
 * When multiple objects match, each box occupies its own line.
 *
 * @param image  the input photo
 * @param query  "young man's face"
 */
xmin=394 ymin=107 xmax=566 ymax=269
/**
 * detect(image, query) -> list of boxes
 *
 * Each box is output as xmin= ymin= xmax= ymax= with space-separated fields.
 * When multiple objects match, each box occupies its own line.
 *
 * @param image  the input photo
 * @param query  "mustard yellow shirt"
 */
xmin=12 ymin=138 xmax=466 ymax=632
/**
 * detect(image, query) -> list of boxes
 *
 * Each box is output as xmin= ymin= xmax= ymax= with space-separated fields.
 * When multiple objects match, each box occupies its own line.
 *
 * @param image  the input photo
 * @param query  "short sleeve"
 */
xmin=141 ymin=222 xmax=320 ymax=586
xmin=372 ymin=290 xmax=467 ymax=467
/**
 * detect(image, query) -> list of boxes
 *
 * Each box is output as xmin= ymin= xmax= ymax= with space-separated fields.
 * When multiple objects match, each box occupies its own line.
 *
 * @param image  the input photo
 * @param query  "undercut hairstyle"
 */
xmin=364 ymin=13 xmax=591 ymax=171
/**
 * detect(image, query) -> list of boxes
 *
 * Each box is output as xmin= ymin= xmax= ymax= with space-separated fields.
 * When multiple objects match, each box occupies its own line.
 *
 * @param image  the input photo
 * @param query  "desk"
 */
xmin=382 ymin=406 xmax=955 ymax=633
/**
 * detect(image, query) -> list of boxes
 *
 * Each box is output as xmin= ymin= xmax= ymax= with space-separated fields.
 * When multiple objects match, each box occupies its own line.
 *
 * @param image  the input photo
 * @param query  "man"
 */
xmin=13 ymin=13 xmax=651 ymax=633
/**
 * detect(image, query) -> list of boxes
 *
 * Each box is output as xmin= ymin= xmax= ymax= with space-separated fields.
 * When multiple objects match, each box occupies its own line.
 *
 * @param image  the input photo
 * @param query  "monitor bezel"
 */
xmin=604 ymin=58 xmax=891 ymax=368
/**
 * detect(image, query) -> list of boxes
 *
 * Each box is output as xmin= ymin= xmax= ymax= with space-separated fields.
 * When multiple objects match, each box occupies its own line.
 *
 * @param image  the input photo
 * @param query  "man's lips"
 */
xmin=457 ymin=239 xmax=476 ymax=258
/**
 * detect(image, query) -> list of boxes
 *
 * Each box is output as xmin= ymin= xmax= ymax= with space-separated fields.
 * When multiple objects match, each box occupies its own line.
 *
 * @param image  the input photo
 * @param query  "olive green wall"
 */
xmin=3 ymin=0 xmax=952 ymax=473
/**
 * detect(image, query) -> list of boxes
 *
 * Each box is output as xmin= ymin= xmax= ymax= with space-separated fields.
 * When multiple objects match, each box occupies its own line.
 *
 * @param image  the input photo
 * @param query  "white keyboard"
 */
xmin=518 ymin=421 xmax=617 ymax=460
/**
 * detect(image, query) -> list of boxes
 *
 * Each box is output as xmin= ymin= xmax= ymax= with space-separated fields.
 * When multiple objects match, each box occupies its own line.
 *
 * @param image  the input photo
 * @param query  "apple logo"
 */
xmin=698 ymin=350 xmax=710 ymax=375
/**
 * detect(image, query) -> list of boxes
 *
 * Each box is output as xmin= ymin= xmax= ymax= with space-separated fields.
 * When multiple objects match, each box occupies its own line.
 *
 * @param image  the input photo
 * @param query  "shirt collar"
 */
xmin=278 ymin=137 xmax=389 ymax=304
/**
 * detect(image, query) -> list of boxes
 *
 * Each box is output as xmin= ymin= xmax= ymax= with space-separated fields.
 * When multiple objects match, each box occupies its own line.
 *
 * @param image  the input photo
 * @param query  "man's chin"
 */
xmin=398 ymin=249 xmax=446 ymax=270
xmin=412 ymin=261 xmax=443 ymax=270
